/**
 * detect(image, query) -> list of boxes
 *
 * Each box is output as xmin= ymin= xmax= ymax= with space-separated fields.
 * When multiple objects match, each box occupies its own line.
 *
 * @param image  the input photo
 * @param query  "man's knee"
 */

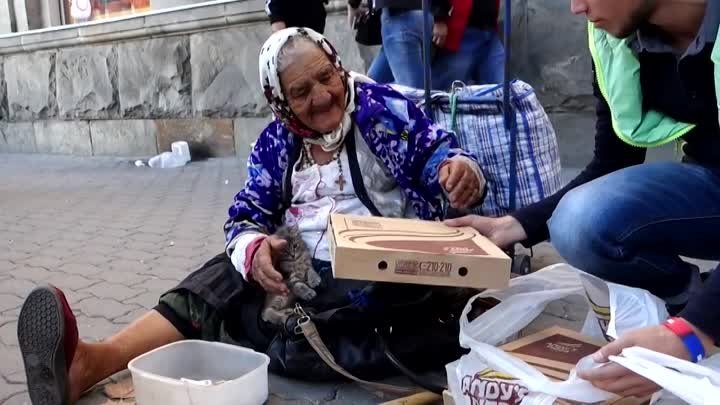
xmin=548 ymin=185 xmax=615 ymax=273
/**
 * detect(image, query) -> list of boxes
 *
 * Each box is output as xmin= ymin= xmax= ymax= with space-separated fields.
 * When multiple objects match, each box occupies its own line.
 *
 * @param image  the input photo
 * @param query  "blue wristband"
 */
xmin=664 ymin=317 xmax=706 ymax=363
xmin=681 ymin=332 xmax=706 ymax=363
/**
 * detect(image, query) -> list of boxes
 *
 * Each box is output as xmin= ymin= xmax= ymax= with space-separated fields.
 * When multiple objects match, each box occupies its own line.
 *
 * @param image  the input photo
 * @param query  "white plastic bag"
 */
xmin=148 ymin=141 xmax=191 ymax=169
xmin=459 ymin=264 xmax=587 ymax=347
xmin=451 ymin=339 xmax=615 ymax=405
xmin=610 ymin=348 xmax=720 ymax=405
xmin=458 ymin=264 xmax=670 ymax=347
xmin=579 ymin=272 xmax=669 ymax=341
xmin=450 ymin=263 xmax=672 ymax=404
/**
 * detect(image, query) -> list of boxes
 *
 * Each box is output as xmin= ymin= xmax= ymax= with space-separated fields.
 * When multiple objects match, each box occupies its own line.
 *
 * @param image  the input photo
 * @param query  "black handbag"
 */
xmin=354 ymin=9 xmax=382 ymax=46
xmin=261 ymin=280 xmax=473 ymax=394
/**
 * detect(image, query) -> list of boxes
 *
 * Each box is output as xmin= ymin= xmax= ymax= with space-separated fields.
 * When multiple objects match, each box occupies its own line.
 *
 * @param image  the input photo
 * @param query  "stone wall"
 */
xmin=0 ymin=0 xmax=593 ymax=160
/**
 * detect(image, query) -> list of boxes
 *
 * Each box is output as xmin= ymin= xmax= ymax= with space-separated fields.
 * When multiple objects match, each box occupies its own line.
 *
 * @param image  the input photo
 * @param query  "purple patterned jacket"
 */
xmin=224 ymin=83 xmax=481 ymax=252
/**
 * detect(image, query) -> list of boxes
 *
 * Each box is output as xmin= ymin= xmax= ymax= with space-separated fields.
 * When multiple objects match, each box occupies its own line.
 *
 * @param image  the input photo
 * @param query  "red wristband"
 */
xmin=663 ymin=317 xmax=694 ymax=337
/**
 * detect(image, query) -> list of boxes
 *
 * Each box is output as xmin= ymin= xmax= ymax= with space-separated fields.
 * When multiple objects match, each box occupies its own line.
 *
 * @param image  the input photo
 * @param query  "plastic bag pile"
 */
xmin=447 ymin=264 xmax=720 ymax=405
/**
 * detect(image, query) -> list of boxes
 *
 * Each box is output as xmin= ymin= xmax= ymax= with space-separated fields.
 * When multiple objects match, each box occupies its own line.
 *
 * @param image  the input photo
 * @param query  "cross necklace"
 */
xmin=303 ymin=142 xmax=347 ymax=191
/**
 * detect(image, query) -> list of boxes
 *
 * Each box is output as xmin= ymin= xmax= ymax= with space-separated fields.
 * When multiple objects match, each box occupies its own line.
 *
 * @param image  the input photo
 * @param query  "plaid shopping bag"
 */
xmin=393 ymin=80 xmax=562 ymax=217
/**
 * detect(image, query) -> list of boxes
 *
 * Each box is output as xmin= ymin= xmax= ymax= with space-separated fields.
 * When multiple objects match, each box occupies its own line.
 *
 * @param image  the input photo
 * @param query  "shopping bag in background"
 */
xmin=393 ymin=81 xmax=562 ymax=218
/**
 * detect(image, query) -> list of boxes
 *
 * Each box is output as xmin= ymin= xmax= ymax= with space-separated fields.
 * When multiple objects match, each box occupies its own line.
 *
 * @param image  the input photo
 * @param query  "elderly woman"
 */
xmin=17 ymin=28 xmax=485 ymax=405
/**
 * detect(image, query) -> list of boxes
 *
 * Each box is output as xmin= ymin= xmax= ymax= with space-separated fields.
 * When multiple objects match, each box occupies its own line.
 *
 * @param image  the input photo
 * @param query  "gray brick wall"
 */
xmin=0 ymin=0 xmax=592 ymax=159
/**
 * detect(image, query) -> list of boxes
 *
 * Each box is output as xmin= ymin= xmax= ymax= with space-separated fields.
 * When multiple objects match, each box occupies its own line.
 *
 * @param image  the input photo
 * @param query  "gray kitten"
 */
xmin=261 ymin=225 xmax=322 ymax=326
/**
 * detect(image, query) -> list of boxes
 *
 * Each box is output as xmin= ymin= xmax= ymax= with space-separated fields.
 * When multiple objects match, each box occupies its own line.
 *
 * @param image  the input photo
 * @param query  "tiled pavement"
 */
xmin=0 ymin=153 xmax=576 ymax=405
xmin=0 ymin=154 xmax=239 ymax=405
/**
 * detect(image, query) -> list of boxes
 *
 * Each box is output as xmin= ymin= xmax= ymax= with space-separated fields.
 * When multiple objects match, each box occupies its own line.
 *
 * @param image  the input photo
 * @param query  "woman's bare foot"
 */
xmin=66 ymin=342 xmax=100 ymax=403
xmin=19 ymin=286 xmax=185 ymax=405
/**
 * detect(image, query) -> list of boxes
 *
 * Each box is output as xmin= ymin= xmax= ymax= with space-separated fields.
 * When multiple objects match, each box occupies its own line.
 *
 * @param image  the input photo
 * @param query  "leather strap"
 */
xmin=297 ymin=316 xmax=420 ymax=395
xmin=345 ymin=130 xmax=382 ymax=217
xmin=282 ymin=135 xmax=303 ymax=209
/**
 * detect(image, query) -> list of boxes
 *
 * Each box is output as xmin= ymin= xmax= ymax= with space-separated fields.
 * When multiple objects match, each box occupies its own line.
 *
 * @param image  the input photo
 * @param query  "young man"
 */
xmin=448 ymin=0 xmax=720 ymax=397
xmin=265 ymin=0 xmax=328 ymax=33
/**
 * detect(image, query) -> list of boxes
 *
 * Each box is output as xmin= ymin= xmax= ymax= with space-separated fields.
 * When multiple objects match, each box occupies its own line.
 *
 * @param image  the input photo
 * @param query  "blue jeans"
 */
xmin=367 ymin=9 xmax=432 ymax=88
xmin=432 ymin=28 xmax=506 ymax=90
xmin=548 ymin=162 xmax=720 ymax=300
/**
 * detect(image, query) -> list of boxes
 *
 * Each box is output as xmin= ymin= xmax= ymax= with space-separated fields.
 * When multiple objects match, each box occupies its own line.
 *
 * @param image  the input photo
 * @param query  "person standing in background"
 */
xmin=432 ymin=0 xmax=505 ymax=90
xmin=365 ymin=0 xmax=451 ymax=88
xmin=265 ymin=0 xmax=328 ymax=33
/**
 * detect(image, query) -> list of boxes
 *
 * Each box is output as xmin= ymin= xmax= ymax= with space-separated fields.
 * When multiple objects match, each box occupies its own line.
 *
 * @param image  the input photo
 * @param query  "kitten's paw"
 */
xmin=262 ymin=308 xmax=282 ymax=325
xmin=262 ymin=307 xmax=295 ymax=326
xmin=306 ymin=268 xmax=322 ymax=288
xmin=292 ymin=282 xmax=317 ymax=301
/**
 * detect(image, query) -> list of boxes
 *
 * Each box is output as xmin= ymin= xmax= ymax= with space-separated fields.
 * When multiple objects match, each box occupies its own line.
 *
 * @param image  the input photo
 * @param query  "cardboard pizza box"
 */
xmin=328 ymin=214 xmax=511 ymax=289
xmin=500 ymin=327 xmax=650 ymax=405
xmin=501 ymin=326 xmax=605 ymax=375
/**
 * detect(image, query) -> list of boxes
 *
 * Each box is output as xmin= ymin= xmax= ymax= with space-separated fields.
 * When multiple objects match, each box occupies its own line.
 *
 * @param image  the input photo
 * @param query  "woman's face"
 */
xmin=279 ymin=44 xmax=346 ymax=134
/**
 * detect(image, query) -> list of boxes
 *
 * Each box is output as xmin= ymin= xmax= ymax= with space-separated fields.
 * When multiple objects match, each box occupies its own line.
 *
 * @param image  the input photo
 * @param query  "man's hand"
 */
xmin=445 ymin=215 xmax=527 ymax=249
xmin=439 ymin=160 xmax=483 ymax=209
xmin=271 ymin=21 xmax=287 ymax=32
xmin=433 ymin=21 xmax=448 ymax=47
xmin=578 ymin=321 xmax=715 ymax=398
xmin=251 ymin=235 xmax=289 ymax=295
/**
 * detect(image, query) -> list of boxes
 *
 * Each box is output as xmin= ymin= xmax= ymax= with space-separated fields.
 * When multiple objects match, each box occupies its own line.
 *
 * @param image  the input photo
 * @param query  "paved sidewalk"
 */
xmin=0 ymin=154 xmax=242 ymax=405
xmin=0 ymin=153 xmax=574 ymax=405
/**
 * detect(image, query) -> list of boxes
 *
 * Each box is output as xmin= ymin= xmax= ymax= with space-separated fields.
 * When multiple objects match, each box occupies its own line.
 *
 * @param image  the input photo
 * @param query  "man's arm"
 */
xmin=578 ymin=275 xmax=719 ymax=397
xmin=510 ymin=72 xmax=647 ymax=246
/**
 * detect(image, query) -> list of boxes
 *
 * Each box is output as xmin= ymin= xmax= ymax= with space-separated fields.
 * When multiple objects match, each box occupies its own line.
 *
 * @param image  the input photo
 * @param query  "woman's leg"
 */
xmin=19 ymin=285 xmax=223 ymax=404
xmin=68 ymin=310 xmax=183 ymax=401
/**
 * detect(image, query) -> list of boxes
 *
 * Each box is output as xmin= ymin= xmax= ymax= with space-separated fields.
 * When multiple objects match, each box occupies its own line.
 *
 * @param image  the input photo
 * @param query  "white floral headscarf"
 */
xmin=259 ymin=27 xmax=370 ymax=151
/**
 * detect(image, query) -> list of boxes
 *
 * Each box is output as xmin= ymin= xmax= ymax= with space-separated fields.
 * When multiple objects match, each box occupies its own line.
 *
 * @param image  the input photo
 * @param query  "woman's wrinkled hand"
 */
xmin=439 ymin=160 xmax=483 ymax=209
xmin=251 ymin=235 xmax=289 ymax=295
xmin=578 ymin=322 xmax=714 ymax=398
